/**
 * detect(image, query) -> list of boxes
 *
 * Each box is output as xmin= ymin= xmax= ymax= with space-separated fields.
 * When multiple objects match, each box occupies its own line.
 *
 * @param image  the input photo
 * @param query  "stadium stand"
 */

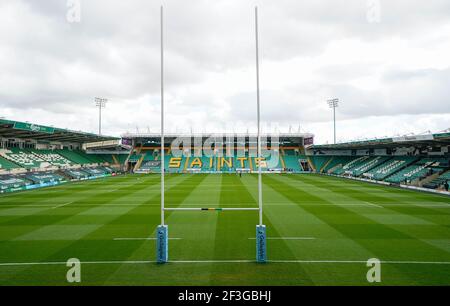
xmin=309 ymin=155 xmax=331 ymax=173
xmin=282 ymin=150 xmax=301 ymax=171
xmin=29 ymin=149 xmax=73 ymax=167
xmin=334 ymin=156 xmax=370 ymax=175
xmin=2 ymin=148 xmax=46 ymax=169
xmin=423 ymin=170 xmax=450 ymax=189
xmin=362 ymin=156 xmax=419 ymax=180
xmin=0 ymin=119 xmax=125 ymax=193
xmin=1 ymin=118 xmax=448 ymax=194
xmin=0 ymin=175 xmax=31 ymax=193
xmin=350 ymin=156 xmax=392 ymax=177
xmin=56 ymin=150 xmax=98 ymax=165
xmin=385 ymin=160 xmax=434 ymax=184
xmin=0 ymin=155 xmax=20 ymax=171
xmin=62 ymin=169 xmax=90 ymax=180
xmin=325 ymin=156 xmax=356 ymax=174
xmin=25 ymin=172 xmax=66 ymax=184
xmin=82 ymin=167 xmax=112 ymax=176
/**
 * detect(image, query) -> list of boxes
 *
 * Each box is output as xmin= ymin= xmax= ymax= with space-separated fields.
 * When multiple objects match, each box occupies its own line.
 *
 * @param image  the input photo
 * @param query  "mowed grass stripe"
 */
xmin=0 ymin=175 xmax=180 ymax=263
xmin=0 ymin=176 xmax=158 ymax=236
xmin=102 ymin=174 xmax=210 ymax=285
xmin=236 ymin=174 xmax=316 ymax=285
xmin=264 ymin=175 xmax=450 ymax=284
xmin=0 ymin=175 xmax=144 ymax=206
xmin=1 ymin=174 xmax=191 ymax=285
xmin=0 ymin=176 xmax=162 ymax=242
xmin=286 ymin=174 xmax=449 ymax=225
xmin=244 ymin=174 xmax=388 ymax=284
xmin=314 ymin=174 xmax=450 ymax=208
xmin=306 ymin=174 xmax=450 ymax=213
xmin=214 ymin=174 xmax=256 ymax=259
xmin=274 ymin=175 xmax=450 ymax=259
xmin=0 ymin=174 xmax=449 ymax=285
xmin=284 ymin=175 xmax=450 ymax=247
xmin=0 ymin=175 xmax=159 ymax=225
xmin=0 ymin=175 xmax=162 ymax=284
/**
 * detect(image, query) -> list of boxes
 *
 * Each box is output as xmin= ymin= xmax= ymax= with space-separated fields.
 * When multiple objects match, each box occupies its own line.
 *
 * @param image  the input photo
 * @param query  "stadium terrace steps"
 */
xmin=309 ymin=156 xmax=331 ymax=173
xmin=2 ymin=148 xmax=68 ymax=169
xmin=308 ymin=154 xmax=449 ymax=188
xmin=280 ymin=155 xmax=299 ymax=171
xmin=136 ymin=151 xmax=301 ymax=173
xmin=423 ymin=170 xmax=450 ymax=189
xmin=90 ymin=154 xmax=116 ymax=164
xmin=385 ymin=161 xmax=434 ymax=183
xmin=29 ymin=149 xmax=73 ymax=167
xmin=56 ymin=150 xmax=98 ymax=165
xmin=333 ymin=156 xmax=368 ymax=175
xmin=342 ymin=156 xmax=370 ymax=170
xmin=115 ymin=154 xmax=128 ymax=165
xmin=0 ymin=149 xmax=120 ymax=173
xmin=0 ymin=155 xmax=21 ymax=170
xmin=127 ymin=154 xmax=142 ymax=163
xmin=143 ymin=151 xmax=155 ymax=161
xmin=325 ymin=156 xmax=355 ymax=174
xmin=83 ymin=153 xmax=107 ymax=164
xmin=362 ymin=156 xmax=419 ymax=180
xmin=350 ymin=156 xmax=391 ymax=177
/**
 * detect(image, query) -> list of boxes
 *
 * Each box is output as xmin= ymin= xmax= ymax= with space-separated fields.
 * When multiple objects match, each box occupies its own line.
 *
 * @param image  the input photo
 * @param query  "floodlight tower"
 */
xmin=327 ymin=98 xmax=339 ymax=144
xmin=94 ymin=97 xmax=108 ymax=135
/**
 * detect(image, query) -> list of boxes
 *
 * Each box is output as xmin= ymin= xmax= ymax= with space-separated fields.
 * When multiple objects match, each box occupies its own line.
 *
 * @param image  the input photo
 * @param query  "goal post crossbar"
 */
xmin=156 ymin=6 xmax=266 ymax=264
xmin=164 ymin=207 xmax=259 ymax=211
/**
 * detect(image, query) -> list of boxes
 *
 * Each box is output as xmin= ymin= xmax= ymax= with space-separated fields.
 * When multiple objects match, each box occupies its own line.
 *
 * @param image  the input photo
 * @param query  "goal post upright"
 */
xmin=155 ymin=6 xmax=266 ymax=264
xmin=255 ymin=6 xmax=267 ymax=263
xmin=156 ymin=5 xmax=168 ymax=264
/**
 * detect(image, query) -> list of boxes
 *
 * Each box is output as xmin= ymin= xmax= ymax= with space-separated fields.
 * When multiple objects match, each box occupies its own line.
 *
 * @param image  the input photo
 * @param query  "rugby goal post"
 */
xmin=156 ymin=6 xmax=267 ymax=264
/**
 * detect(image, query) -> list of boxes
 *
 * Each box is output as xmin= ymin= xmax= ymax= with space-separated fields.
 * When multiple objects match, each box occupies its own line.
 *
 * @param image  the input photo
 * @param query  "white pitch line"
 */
xmin=52 ymin=202 xmax=73 ymax=209
xmin=248 ymin=237 xmax=316 ymax=240
xmin=364 ymin=202 xmax=383 ymax=208
xmin=113 ymin=237 xmax=182 ymax=241
xmin=1 ymin=259 xmax=450 ymax=267
xmin=2 ymin=203 xmax=449 ymax=208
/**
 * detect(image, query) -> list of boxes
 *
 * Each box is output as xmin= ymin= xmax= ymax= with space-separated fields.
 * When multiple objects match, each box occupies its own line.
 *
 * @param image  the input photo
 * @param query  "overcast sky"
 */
xmin=1 ymin=0 xmax=449 ymax=144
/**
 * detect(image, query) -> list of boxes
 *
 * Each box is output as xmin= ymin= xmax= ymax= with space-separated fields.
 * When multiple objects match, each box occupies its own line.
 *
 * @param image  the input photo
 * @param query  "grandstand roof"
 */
xmin=311 ymin=132 xmax=450 ymax=150
xmin=0 ymin=119 xmax=118 ymax=144
xmin=122 ymin=132 xmax=314 ymax=139
xmin=122 ymin=132 xmax=314 ymax=146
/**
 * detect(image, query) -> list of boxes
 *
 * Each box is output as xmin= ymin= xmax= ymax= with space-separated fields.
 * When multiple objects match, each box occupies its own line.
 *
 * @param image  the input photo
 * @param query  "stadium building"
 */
xmin=0 ymin=119 xmax=129 ymax=193
xmin=120 ymin=131 xmax=450 ymax=193
xmin=308 ymin=132 xmax=450 ymax=192
xmin=1 ymin=117 xmax=449 ymax=286
xmin=121 ymin=132 xmax=314 ymax=173
xmin=1 ymin=118 xmax=449 ymax=194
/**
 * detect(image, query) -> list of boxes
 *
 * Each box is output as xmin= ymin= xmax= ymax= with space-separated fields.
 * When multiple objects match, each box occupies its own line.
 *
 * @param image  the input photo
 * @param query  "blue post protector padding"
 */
xmin=256 ymin=225 xmax=267 ymax=263
xmin=156 ymin=225 xmax=168 ymax=263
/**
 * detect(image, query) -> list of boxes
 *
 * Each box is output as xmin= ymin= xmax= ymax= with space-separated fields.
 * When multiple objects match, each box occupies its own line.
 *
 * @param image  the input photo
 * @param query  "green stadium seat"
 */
xmin=56 ymin=150 xmax=99 ymax=165
xmin=423 ymin=170 xmax=450 ymax=189
xmin=0 ymin=155 xmax=21 ymax=170
xmin=363 ymin=156 xmax=418 ymax=180
xmin=309 ymin=155 xmax=331 ymax=173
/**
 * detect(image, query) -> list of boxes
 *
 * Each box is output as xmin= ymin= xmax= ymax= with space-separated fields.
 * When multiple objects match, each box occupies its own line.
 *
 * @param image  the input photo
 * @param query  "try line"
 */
xmin=1 ymin=259 xmax=450 ymax=267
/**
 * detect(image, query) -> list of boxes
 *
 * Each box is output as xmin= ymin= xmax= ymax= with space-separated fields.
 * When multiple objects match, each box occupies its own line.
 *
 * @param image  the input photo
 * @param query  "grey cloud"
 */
xmin=0 ymin=0 xmax=449 ymax=141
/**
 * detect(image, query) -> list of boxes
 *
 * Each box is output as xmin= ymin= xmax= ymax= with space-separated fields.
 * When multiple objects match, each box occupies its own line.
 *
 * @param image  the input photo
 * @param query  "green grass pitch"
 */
xmin=0 ymin=173 xmax=449 ymax=285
